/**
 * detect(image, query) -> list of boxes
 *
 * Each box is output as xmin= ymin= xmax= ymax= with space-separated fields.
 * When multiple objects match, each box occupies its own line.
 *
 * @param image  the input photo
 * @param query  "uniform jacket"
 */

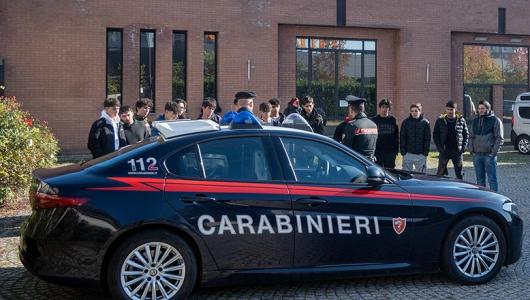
xmin=342 ymin=113 xmax=378 ymax=159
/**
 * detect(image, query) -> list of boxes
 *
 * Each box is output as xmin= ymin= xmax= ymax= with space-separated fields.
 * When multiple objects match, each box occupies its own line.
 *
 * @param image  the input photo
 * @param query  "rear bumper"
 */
xmin=18 ymin=208 xmax=108 ymax=284
xmin=511 ymin=129 xmax=518 ymax=148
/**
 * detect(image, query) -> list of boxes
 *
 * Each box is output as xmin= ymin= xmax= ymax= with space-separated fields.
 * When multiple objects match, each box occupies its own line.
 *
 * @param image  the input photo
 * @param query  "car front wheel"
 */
xmin=442 ymin=215 xmax=506 ymax=285
xmin=107 ymin=230 xmax=197 ymax=299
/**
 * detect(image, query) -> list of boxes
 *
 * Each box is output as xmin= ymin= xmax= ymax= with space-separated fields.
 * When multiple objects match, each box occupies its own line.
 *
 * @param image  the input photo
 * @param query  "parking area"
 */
xmin=1 ymin=151 xmax=528 ymax=299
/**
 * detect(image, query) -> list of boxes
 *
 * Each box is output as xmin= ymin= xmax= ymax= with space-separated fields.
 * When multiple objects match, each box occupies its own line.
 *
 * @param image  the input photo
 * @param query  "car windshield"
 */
xmin=81 ymin=136 xmax=162 ymax=167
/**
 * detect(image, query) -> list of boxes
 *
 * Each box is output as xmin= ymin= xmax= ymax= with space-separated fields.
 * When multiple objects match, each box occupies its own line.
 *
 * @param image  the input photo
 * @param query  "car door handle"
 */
xmin=296 ymin=197 xmax=328 ymax=207
xmin=181 ymin=195 xmax=216 ymax=204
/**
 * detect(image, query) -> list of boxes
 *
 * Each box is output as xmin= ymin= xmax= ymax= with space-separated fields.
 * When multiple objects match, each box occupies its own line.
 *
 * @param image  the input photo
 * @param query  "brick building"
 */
xmin=1 ymin=0 xmax=529 ymax=154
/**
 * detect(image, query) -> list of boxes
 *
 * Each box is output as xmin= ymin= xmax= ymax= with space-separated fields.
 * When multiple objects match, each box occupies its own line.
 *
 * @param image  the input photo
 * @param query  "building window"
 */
xmin=463 ymin=45 xmax=528 ymax=121
xmin=172 ymin=32 xmax=186 ymax=101
xmin=204 ymin=33 xmax=217 ymax=99
xmin=296 ymin=37 xmax=377 ymax=118
xmin=140 ymin=30 xmax=156 ymax=107
xmin=106 ymin=29 xmax=122 ymax=102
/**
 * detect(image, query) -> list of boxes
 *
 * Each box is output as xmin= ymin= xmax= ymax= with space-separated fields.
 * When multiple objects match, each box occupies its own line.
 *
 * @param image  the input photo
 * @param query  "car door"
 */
xmin=276 ymin=136 xmax=414 ymax=267
xmin=164 ymin=135 xmax=294 ymax=270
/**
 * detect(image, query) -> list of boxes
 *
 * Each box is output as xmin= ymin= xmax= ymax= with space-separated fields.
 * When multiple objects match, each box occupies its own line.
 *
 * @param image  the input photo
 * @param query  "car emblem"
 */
xmin=393 ymin=217 xmax=407 ymax=235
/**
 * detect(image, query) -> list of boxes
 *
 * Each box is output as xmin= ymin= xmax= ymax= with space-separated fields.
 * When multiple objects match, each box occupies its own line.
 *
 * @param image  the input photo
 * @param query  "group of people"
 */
xmin=87 ymin=91 xmax=504 ymax=192
xmin=332 ymin=96 xmax=503 ymax=192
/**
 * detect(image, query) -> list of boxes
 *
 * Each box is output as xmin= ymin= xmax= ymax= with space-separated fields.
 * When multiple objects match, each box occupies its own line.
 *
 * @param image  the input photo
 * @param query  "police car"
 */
xmin=20 ymin=112 xmax=522 ymax=299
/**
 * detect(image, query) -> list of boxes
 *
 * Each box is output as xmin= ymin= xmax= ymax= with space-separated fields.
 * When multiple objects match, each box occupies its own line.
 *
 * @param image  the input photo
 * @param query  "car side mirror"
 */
xmin=366 ymin=166 xmax=385 ymax=184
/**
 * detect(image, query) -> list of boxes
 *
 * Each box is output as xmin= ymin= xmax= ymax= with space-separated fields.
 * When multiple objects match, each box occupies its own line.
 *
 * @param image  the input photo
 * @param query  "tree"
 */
xmin=464 ymin=46 xmax=503 ymax=84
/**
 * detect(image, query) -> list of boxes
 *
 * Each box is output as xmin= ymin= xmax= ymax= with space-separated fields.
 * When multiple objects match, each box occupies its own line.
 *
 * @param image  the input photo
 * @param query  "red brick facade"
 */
xmin=1 ymin=1 xmax=529 ymax=153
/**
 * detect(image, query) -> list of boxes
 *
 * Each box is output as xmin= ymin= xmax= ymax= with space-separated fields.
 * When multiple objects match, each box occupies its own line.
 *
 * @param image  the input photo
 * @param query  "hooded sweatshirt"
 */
xmin=469 ymin=110 xmax=504 ymax=155
xmin=101 ymin=110 xmax=121 ymax=150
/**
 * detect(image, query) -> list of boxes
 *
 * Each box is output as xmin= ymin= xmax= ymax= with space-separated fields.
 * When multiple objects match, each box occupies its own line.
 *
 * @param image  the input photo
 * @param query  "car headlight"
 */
xmin=503 ymin=202 xmax=519 ymax=215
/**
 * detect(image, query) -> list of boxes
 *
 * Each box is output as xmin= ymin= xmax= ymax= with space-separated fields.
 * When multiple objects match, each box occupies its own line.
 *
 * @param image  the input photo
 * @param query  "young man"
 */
xmin=119 ymin=105 xmax=150 ymax=145
xmin=342 ymin=95 xmax=378 ymax=160
xmin=300 ymin=96 xmax=325 ymax=134
xmin=400 ymin=103 xmax=431 ymax=173
xmin=87 ymin=98 xmax=126 ymax=158
xmin=151 ymin=101 xmax=180 ymax=136
xmin=433 ymin=100 xmax=469 ymax=179
xmin=268 ymin=98 xmax=285 ymax=124
xmin=198 ymin=98 xmax=221 ymax=123
xmin=258 ymin=102 xmax=280 ymax=126
xmin=174 ymin=98 xmax=187 ymax=119
xmin=134 ymin=98 xmax=152 ymax=135
xmin=220 ymin=97 xmax=240 ymax=125
xmin=469 ymin=100 xmax=503 ymax=192
xmin=371 ymin=99 xmax=399 ymax=168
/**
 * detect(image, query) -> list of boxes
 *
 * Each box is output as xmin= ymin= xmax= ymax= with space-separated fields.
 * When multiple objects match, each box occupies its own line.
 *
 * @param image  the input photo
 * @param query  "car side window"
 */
xmin=165 ymin=146 xmax=202 ymax=178
xmin=199 ymin=137 xmax=272 ymax=181
xmin=281 ymin=137 xmax=367 ymax=184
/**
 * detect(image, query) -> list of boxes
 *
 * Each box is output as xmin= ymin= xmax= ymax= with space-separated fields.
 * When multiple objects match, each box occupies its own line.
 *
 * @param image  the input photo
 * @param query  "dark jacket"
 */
xmin=87 ymin=118 xmax=127 ymax=158
xmin=284 ymin=103 xmax=301 ymax=116
xmin=371 ymin=115 xmax=399 ymax=155
xmin=333 ymin=117 xmax=350 ymax=142
xmin=400 ymin=115 xmax=431 ymax=156
xmin=469 ymin=111 xmax=504 ymax=155
xmin=342 ymin=113 xmax=379 ymax=159
xmin=122 ymin=120 xmax=150 ymax=145
xmin=272 ymin=113 xmax=285 ymax=124
xmin=197 ymin=113 xmax=221 ymax=124
xmin=433 ymin=114 xmax=468 ymax=153
xmin=301 ymin=109 xmax=325 ymax=134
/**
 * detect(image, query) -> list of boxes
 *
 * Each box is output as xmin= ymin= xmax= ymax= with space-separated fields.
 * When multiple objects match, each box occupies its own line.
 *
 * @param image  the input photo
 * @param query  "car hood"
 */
xmin=386 ymin=169 xmax=509 ymax=204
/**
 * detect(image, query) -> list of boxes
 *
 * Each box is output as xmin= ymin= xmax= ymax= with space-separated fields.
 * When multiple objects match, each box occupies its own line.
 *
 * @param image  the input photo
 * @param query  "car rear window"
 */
xmin=519 ymin=107 xmax=530 ymax=119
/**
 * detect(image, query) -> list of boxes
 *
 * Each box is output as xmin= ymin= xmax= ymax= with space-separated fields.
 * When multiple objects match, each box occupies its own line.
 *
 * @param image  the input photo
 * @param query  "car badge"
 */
xmin=393 ymin=217 xmax=407 ymax=235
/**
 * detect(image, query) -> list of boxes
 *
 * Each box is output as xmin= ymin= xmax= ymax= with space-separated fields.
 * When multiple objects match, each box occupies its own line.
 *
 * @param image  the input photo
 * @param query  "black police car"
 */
xmin=20 ymin=113 xmax=522 ymax=299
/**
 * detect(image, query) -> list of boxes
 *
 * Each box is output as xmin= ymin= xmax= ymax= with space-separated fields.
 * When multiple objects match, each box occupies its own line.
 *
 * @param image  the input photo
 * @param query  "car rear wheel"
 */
xmin=516 ymin=135 xmax=530 ymax=154
xmin=107 ymin=230 xmax=197 ymax=300
xmin=442 ymin=215 xmax=506 ymax=285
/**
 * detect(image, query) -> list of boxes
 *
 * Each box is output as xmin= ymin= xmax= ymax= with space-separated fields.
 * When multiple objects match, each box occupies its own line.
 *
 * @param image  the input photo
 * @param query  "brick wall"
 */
xmin=1 ymin=0 xmax=530 ymax=153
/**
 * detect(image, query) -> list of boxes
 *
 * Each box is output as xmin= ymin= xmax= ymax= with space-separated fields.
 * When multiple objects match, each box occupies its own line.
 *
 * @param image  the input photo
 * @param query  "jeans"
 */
xmin=473 ymin=153 xmax=498 ymax=192
xmin=436 ymin=149 xmax=464 ymax=179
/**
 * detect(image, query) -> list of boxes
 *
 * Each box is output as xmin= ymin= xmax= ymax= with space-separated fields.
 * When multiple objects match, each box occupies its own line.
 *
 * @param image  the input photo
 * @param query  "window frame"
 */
xmin=274 ymin=135 xmax=387 ymax=186
xmin=106 ymin=28 xmax=123 ymax=103
xmin=163 ymin=135 xmax=284 ymax=182
xmin=172 ymin=31 xmax=187 ymax=101
xmin=139 ymin=29 xmax=157 ymax=109
xmin=203 ymin=32 xmax=218 ymax=100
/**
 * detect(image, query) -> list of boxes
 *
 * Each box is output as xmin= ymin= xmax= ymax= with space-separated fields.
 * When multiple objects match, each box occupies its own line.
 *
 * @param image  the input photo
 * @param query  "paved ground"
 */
xmin=1 ymin=151 xmax=529 ymax=299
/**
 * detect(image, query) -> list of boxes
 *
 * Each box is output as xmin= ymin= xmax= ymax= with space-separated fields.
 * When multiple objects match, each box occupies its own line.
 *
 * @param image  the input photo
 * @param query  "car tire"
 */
xmin=107 ymin=230 xmax=197 ymax=300
xmin=516 ymin=135 xmax=530 ymax=154
xmin=442 ymin=215 xmax=506 ymax=285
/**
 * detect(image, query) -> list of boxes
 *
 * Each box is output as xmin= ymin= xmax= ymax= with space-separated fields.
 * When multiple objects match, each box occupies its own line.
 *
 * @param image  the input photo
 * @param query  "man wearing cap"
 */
xmin=235 ymin=91 xmax=256 ymax=114
xmin=342 ymin=95 xmax=378 ymax=161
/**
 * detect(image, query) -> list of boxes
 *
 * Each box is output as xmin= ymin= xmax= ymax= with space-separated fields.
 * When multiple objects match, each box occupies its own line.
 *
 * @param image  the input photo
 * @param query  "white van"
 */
xmin=511 ymin=92 xmax=530 ymax=154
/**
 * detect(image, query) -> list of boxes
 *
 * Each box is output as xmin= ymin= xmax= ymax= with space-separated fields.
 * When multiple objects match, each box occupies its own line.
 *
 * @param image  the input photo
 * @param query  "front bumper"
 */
xmin=505 ymin=212 xmax=523 ymax=265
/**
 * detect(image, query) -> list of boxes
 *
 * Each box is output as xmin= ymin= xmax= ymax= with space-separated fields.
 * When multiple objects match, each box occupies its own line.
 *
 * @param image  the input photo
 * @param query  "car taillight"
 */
xmin=29 ymin=179 xmax=88 ymax=210
xmin=31 ymin=192 xmax=88 ymax=210
xmin=512 ymin=115 xmax=515 ymax=127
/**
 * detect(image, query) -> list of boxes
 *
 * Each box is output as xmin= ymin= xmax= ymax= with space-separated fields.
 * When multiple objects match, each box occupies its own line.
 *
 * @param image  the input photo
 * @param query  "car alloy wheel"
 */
xmin=517 ymin=136 xmax=530 ymax=154
xmin=120 ymin=242 xmax=185 ymax=299
xmin=107 ymin=230 xmax=197 ymax=300
xmin=442 ymin=215 xmax=506 ymax=284
xmin=453 ymin=225 xmax=499 ymax=278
